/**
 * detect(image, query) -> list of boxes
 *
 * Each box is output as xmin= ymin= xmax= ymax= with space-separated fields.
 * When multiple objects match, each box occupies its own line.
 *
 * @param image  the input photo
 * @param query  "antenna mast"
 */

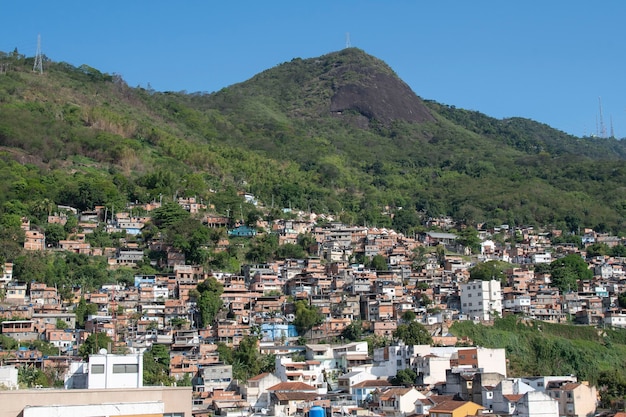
xmin=33 ymin=34 xmax=43 ymax=74
xmin=345 ymin=32 xmax=351 ymax=48
xmin=598 ymin=97 xmax=607 ymax=138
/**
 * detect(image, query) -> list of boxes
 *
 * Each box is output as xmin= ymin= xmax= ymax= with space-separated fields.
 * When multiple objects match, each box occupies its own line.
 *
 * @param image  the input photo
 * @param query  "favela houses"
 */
xmin=2 ymin=40 xmax=626 ymax=417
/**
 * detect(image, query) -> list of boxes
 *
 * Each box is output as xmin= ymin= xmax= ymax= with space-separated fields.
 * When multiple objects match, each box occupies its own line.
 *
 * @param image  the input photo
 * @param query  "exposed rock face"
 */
xmin=329 ymin=65 xmax=435 ymax=126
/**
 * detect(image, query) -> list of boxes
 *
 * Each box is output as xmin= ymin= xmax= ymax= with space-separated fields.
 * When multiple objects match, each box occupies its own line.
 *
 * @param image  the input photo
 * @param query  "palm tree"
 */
xmin=33 ymin=198 xmax=56 ymax=218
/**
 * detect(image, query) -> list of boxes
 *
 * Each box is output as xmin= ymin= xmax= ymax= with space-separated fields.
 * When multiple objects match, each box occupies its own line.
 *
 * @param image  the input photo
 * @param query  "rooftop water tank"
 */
xmin=309 ymin=406 xmax=325 ymax=417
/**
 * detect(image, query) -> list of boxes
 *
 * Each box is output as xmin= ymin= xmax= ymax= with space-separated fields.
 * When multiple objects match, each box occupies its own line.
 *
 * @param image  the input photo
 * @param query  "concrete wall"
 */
xmin=0 ymin=386 xmax=192 ymax=417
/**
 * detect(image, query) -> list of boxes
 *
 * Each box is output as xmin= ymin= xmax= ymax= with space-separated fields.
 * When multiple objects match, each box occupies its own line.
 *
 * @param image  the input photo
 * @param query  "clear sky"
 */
xmin=2 ymin=1 xmax=625 ymax=138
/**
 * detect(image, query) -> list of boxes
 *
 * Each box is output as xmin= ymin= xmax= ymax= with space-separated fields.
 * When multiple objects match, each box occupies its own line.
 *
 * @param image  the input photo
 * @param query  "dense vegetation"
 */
xmin=1 ymin=47 xmax=626 ymax=239
xmin=450 ymin=315 xmax=626 ymax=408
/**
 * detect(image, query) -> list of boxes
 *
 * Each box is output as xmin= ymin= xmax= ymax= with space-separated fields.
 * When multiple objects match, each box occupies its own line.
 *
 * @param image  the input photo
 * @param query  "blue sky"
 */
xmin=2 ymin=1 xmax=625 ymax=138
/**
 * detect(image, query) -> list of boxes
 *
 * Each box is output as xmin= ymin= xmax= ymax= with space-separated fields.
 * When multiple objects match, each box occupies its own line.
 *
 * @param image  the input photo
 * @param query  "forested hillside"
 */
xmin=1 ymin=47 xmax=626 ymax=235
xmin=451 ymin=316 xmax=626 ymax=409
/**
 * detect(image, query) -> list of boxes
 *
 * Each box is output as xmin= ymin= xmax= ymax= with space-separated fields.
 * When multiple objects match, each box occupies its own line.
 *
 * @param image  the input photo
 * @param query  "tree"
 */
xmin=44 ymin=223 xmax=67 ymax=247
xmin=75 ymin=297 xmax=98 ymax=328
xmin=393 ymin=321 xmax=433 ymax=346
xmin=293 ymin=300 xmax=324 ymax=336
xmin=151 ymin=202 xmax=190 ymax=227
xmin=18 ymin=366 xmax=49 ymax=388
xmin=276 ymin=243 xmax=306 ymax=260
xmin=597 ymin=370 xmax=626 ymax=409
xmin=469 ymin=260 xmax=509 ymax=284
xmin=411 ymin=246 xmax=428 ymax=272
xmin=0 ymin=221 xmax=25 ymax=262
xmin=169 ymin=317 xmax=189 ymax=329
xmin=392 ymin=208 xmax=421 ymax=235
xmin=32 ymin=198 xmax=56 ymax=219
xmin=0 ymin=334 xmax=18 ymax=350
xmin=246 ymin=234 xmax=279 ymax=263
xmin=585 ymin=242 xmax=609 ymax=258
xmin=401 ymin=311 xmax=416 ymax=323
xmin=63 ymin=215 xmax=78 ymax=234
xmin=216 ymin=335 xmax=273 ymax=381
xmin=456 ymin=227 xmax=481 ymax=254
xmin=610 ymin=244 xmax=626 ymax=257
xmin=245 ymin=209 xmax=262 ymax=227
xmin=143 ymin=344 xmax=174 ymax=386
xmin=369 ymin=254 xmax=388 ymax=271
xmin=341 ymin=320 xmax=363 ymax=341
xmin=549 ymin=254 xmax=592 ymax=293
xmin=196 ymin=277 xmax=224 ymax=327
xmin=435 ymin=244 xmax=446 ymax=266
xmin=297 ymin=233 xmax=317 ymax=255
xmin=166 ymin=217 xmax=211 ymax=264
xmin=232 ymin=335 xmax=261 ymax=380
xmin=78 ymin=332 xmax=114 ymax=360
xmin=390 ymin=368 xmax=417 ymax=386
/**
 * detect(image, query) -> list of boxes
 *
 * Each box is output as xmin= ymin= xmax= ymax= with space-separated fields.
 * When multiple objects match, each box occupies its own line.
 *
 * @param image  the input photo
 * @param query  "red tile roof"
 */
xmin=267 ymin=381 xmax=317 ymax=391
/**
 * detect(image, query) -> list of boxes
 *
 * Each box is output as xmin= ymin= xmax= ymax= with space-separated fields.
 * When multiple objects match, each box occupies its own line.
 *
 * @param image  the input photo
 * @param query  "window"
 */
xmin=91 ymin=364 xmax=104 ymax=374
xmin=112 ymin=364 xmax=139 ymax=373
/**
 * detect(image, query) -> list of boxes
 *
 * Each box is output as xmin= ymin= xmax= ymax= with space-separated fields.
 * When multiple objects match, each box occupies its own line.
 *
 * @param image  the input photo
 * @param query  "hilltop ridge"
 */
xmin=1 ymin=48 xmax=626 ymax=231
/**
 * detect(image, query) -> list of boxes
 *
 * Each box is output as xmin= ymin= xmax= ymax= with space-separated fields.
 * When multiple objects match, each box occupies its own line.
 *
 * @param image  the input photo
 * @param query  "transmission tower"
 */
xmin=33 ymin=34 xmax=43 ymax=74
xmin=610 ymin=115 xmax=615 ymax=138
xmin=598 ymin=96 xmax=607 ymax=138
xmin=345 ymin=32 xmax=351 ymax=48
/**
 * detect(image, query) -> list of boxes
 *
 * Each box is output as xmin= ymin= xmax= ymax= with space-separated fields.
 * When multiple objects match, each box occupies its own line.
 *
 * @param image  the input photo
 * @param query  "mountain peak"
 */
xmin=225 ymin=48 xmax=435 ymax=127
xmin=325 ymin=48 xmax=435 ymax=126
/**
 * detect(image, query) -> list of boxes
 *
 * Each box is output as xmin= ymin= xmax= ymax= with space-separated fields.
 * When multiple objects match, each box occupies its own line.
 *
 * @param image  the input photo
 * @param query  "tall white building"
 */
xmin=460 ymin=279 xmax=502 ymax=321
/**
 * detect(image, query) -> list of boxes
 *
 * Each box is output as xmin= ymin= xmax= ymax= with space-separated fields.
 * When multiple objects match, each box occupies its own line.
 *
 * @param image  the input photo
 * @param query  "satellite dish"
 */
xmin=99 ymin=348 xmax=108 ymax=354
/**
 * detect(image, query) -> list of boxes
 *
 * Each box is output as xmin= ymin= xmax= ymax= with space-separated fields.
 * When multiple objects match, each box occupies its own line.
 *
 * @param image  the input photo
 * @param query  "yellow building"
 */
xmin=429 ymin=400 xmax=485 ymax=417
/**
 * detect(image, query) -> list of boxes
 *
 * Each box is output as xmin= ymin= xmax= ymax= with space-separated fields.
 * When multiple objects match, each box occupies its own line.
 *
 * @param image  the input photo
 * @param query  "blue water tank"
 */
xmin=309 ymin=406 xmax=325 ymax=417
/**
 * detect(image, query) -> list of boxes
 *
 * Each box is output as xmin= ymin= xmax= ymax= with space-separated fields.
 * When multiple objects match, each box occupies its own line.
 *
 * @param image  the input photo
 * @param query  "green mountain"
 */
xmin=1 ymin=47 xmax=626 ymax=233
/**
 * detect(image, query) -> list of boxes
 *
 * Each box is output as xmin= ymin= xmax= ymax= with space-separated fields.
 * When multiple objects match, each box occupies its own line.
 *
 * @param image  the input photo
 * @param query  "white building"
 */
xmin=514 ymin=390 xmax=559 ymax=417
xmin=195 ymin=364 xmax=232 ymax=393
xmin=242 ymin=372 xmax=282 ymax=412
xmin=415 ymin=354 xmax=451 ymax=386
xmin=521 ymin=375 xmax=577 ymax=392
xmin=87 ymin=351 xmax=143 ymax=389
xmin=371 ymin=344 xmax=432 ymax=377
xmin=0 ymin=262 xmax=13 ymax=287
xmin=503 ymin=294 xmax=531 ymax=312
xmin=460 ymin=279 xmax=503 ymax=321
xmin=490 ymin=378 xmax=535 ymax=413
xmin=531 ymin=252 xmax=552 ymax=264
xmin=0 ymin=366 xmax=18 ymax=389
xmin=604 ymin=310 xmax=626 ymax=328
